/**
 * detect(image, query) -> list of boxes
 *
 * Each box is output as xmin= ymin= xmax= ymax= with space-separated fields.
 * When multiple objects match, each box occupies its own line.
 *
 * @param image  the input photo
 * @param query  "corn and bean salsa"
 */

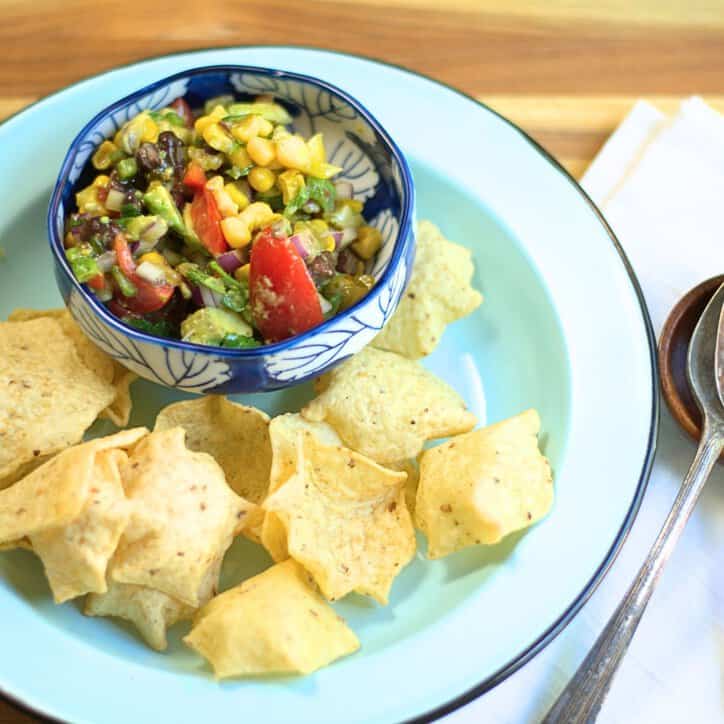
xmin=64 ymin=95 xmax=382 ymax=347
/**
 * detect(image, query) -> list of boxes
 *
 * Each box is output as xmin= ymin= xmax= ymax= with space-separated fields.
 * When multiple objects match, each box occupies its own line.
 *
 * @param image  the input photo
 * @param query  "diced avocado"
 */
xmin=180 ymin=307 xmax=254 ymax=346
xmin=123 ymin=215 xmax=168 ymax=244
xmin=142 ymin=185 xmax=185 ymax=237
xmin=226 ymin=102 xmax=292 ymax=125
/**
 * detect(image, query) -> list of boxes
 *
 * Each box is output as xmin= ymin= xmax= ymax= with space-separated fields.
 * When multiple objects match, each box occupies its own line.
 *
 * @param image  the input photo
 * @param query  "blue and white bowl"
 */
xmin=48 ymin=65 xmax=415 ymax=394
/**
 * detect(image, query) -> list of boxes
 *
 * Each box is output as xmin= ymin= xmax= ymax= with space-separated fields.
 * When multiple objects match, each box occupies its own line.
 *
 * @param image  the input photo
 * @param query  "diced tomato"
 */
xmin=249 ymin=228 xmax=323 ymax=342
xmin=170 ymin=98 xmax=194 ymax=128
xmin=87 ymin=273 xmax=106 ymax=291
xmin=112 ymin=234 xmax=174 ymax=314
xmin=183 ymin=161 xmax=207 ymax=192
xmin=190 ymin=189 xmax=228 ymax=255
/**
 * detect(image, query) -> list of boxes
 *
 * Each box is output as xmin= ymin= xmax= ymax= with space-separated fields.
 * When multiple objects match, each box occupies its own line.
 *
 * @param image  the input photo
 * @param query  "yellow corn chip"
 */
xmin=302 ymin=347 xmax=477 ymax=464
xmin=154 ymin=396 xmax=271 ymax=504
xmin=0 ymin=317 xmax=119 ymax=483
xmin=7 ymin=308 xmax=136 ymax=427
xmin=30 ymin=449 xmax=130 ymax=603
xmin=416 ymin=410 xmax=553 ymax=558
xmin=0 ymin=428 xmax=147 ymax=544
xmin=0 ymin=455 xmax=53 ymax=492
xmin=389 ymin=459 xmax=420 ymax=518
xmin=262 ymin=435 xmax=415 ymax=604
xmin=268 ymin=413 xmax=341 ymax=495
xmin=372 ymin=220 xmax=482 ymax=359
xmin=85 ymin=581 xmax=195 ymax=652
xmin=184 ymin=560 xmax=359 ymax=677
xmin=110 ymin=428 xmax=254 ymax=607
xmin=0 ymin=538 xmax=31 ymax=552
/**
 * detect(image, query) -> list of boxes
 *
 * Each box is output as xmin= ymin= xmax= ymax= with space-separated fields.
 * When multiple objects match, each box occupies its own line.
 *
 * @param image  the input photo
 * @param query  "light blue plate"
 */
xmin=0 ymin=47 xmax=657 ymax=724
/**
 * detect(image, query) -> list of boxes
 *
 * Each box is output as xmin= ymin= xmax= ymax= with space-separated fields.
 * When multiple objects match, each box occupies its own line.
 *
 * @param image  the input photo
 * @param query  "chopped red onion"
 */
xmin=289 ymin=232 xmax=312 ymax=259
xmin=129 ymin=241 xmax=140 ymax=255
xmin=331 ymin=231 xmax=344 ymax=248
xmin=105 ymin=188 xmax=126 ymax=212
xmin=190 ymin=284 xmax=203 ymax=307
xmin=217 ymin=249 xmax=244 ymax=273
xmin=96 ymin=251 xmax=117 ymax=273
xmin=334 ymin=181 xmax=353 ymax=200
xmin=199 ymin=285 xmax=223 ymax=308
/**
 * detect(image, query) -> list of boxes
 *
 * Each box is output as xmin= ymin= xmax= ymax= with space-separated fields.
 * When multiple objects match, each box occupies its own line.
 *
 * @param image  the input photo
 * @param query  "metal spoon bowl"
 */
xmin=543 ymin=282 xmax=724 ymax=723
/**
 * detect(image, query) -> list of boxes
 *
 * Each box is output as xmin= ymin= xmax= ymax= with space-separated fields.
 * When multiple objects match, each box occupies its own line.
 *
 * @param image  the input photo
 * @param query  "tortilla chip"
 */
xmin=85 ymin=581 xmax=195 ymax=652
xmin=110 ymin=427 xmax=254 ymax=607
xmin=184 ymin=560 xmax=359 ymax=677
xmin=268 ymin=413 xmax=341 ymax=495
xmin=8 ymin=308 xmax=136 ymax=426
xmin=302 ymin=347 xmax=477 ymax=464
xmin=154 ymin=396 xmax=271 ymax=504
xmin=30 ymin=449 xmax=130 ymax=603
xmin=262 ymin=435 xmax=415 ymax=604
xmin=0 ymin=454 xmax=53 ymax=492
xmin=0 ymin=538 xmax=31 ymax=552
xmin=0 ymin=318 xmax=118 ymax=482
xmin=416 ymin=410 xmax=553 ymax=558
xmin=372 ymin=220 xmax=482 ymax=359
xmin=389 ymin=459 xmax=420 ymax=518
xmin=101 ymin=368 xmax=136 ymax=427
xmin=0 ymin=428 xmax=147 ymax=545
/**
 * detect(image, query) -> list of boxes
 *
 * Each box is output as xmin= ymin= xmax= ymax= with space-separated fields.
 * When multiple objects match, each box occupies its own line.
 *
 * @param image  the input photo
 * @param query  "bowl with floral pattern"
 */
xmin=47 ymin=65 xmax=415 ymax=393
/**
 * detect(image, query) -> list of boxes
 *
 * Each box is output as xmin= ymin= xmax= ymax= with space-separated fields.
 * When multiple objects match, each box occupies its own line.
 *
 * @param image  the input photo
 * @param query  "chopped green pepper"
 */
xmin=116 ymin=157 xmax=138 ymax=180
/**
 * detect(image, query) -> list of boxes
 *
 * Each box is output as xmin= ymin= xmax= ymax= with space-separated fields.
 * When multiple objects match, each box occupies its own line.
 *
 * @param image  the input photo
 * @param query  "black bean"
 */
xmin=170 ymin=183 xmax=186 ymax=211
xmin=136 ymin=142 xmax=162 ymax=173
xmin=336 ymin=248 xmax=362 ymax=275
xmin=308 ymin=252 xmax=337 ymax=286
xmin=158 ymin=131 xmax=186 ymax=180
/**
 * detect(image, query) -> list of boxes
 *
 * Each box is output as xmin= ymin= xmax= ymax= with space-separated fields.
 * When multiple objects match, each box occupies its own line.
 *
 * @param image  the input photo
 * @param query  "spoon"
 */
xmin=542 ymin=282 xmax=724 ymax=723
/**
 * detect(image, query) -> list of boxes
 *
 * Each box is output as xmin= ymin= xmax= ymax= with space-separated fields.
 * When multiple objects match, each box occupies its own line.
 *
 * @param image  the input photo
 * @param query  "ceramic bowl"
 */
xmin=48 ymin=65 xmax=415 ymax=393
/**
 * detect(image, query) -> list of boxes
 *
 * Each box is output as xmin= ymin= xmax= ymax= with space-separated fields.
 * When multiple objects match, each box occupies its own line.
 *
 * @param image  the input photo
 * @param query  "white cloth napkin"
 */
xmin=444 ymin=98 xmax=724 ymax=724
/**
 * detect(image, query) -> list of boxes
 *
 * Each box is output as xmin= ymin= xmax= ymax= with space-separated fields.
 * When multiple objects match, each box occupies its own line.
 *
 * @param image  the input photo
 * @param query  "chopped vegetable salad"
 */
xmin=64 ymin=95 xmax=382 ymax=347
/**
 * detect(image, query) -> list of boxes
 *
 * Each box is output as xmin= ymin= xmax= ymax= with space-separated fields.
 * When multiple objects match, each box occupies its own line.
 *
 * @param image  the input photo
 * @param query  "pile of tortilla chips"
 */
xmin=0 ymin=220 xmax=556 ymax=680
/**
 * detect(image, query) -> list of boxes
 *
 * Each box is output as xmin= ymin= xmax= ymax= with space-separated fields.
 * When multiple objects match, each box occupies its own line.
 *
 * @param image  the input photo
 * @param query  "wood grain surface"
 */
xmin=1 ymin=1 xmax=723 ymax=722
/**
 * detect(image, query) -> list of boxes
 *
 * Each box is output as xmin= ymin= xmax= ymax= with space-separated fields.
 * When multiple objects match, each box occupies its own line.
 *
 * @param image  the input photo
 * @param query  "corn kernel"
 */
xmin=231 ymin=115 xmax=273 ymax=143
xmin=307 ymin=133 xmax=326 ymax=168
xmin=277 ymin=169 xmax=305 ymax=204
xmin=139 ymin=252 xmax=166 ymax=266
xmin=203 ymin=123 xmax=235 ymax=154
xmin=239 ymin=202 xmax=275 ymax=232
xmin=229 ymin=145 xmax=252 ymax=170
xmin=340 ymin=199 xmax=364 ymax=213
xmin=318 ymin=162 xmax=343 ymax=179
xmin=93 ymin=175 xmax=111 ymax=188
xmin=275 ymin=135 xmax=311 ymax=171
xmin=92 ymin=141 xmax=121 ymax=170
xmin=248 ymin=167 xmax=276 ymax=193
xmin=246 ymin=136 xmax=276 ymax=167
xmin=225 ymin=182 xmax=250 ymax=211
xmin=141 ymin=116 xmax=159 ymax=143
xmin=220 ymin=217 xmax=251 ymax=248
xmin=76 ymin=182 xmax=107 ymax=215
xmin=206 ymin=177 xmax=238 ymax=216
xmin=308 ymin=219 xmax=329 ymax=234
xmin=235 ymin=263 xmax=250 ymax=283
xmin=194 ymin=105 xmax=227 ymax=135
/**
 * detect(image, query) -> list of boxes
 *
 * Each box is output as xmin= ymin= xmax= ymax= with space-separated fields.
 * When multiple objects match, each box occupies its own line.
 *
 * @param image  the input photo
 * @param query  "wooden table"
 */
xmin=1 ymin=1 xmax=723 ymax=722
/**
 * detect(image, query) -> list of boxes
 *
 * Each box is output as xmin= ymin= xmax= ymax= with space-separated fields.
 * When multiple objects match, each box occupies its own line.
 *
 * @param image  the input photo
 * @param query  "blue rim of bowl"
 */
xmin=47 ymin=64 xmax=415 ymax=358
xmin=3 ymin=46 xmax=658 ymax=724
